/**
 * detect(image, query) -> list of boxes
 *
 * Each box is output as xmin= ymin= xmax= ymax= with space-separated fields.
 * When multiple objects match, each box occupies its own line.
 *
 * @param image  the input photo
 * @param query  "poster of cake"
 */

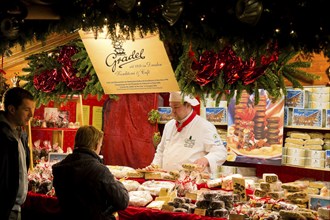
xmin=226 ymin=90 xmax=284 ymax=165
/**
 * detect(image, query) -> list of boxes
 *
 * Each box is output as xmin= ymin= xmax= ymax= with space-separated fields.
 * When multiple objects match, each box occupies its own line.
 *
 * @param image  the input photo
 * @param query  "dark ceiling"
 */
xmin=1 ymin=0 xmax=330 ymax=59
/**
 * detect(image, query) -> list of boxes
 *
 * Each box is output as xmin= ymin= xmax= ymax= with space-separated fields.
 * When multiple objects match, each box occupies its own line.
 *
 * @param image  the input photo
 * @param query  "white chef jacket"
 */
xmin=152 ymin=113 xmax=227 ymax=177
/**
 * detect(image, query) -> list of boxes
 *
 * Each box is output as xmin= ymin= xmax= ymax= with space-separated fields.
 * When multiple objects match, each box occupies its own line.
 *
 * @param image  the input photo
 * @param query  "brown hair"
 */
xmin=3 ymin=87 xmax=34 ymax=112
xmin=74 ymin=125 xmax=104 ymax=150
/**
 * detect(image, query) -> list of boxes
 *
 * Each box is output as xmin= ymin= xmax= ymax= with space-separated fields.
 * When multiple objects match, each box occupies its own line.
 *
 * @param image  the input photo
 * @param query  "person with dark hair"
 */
xmin=0 ymin=87 xmax=35 ymax=220
xmin=52 ymin=125 xmax=129 ymax=220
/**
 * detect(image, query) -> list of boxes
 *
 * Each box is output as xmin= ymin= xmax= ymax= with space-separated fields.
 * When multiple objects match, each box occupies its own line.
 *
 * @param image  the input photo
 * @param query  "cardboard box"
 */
xmin=284 ymin=107 xmax=289 ymax=126
xmin=326 ymin=110 xmax=330 ymax=128
xmin=205 ymin=107 xmax=227 ymax=125
xmin=292 ymin=108 xmax=322 ymax=127
xmin=306 ymin=150 xmax=326 ymax=159
xmin=307 ymin=101 xmax=330 ymax=109
xmin=287 ymin=147 xmax=306 ymax=157
xmin=305 ymin=158 xmax=325 ymax=168
xmin=158 ymin=107 xmax=173 ymax=123
xmin=325 ymin=150 xmax=330 ymax=168
xmin=308 ymin=92 xmax=330 ymax=101
xmin=285 ymin=156 xmax=305 ymax=166
xmin=285 ymin=89 xmax=307 ymax=108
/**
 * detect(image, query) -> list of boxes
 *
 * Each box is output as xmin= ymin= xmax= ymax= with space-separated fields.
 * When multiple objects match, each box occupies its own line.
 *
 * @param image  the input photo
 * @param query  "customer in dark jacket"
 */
xmin=0 ymin=87 xmax=35 ymax=220
xmin=52 ymin=125 xmax=129 ymax=220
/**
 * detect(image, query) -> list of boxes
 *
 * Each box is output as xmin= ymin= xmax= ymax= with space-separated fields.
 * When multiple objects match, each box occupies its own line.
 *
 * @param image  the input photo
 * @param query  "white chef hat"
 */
xmin=169 ymin=91 xmax=199 ymax=106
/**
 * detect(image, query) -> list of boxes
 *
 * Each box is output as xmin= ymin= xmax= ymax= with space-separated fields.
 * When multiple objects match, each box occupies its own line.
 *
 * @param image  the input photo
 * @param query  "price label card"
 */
xmin=232 ymin=177 xmax=247 ymax=201
xmin=229 ymin=214 xmax=245 ymax=220
xmin=145 ymin=172 xmax=161 ymax=179
xmin=194 ymin=208 xmax=206 ymax=216
xmin=155 ymin=196 xmax=171 ymax=203
xmin=185 ymin=192 xmax=198 ymax=200
xmin=159 ymin=188 xmax=170 ymax=197
xmin=161 ymin=204 xmax=175 ymax=212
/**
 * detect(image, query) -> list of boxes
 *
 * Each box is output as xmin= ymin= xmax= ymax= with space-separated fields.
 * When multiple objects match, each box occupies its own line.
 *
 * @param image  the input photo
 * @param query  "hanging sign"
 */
xmin=79 ymin=30 xmax=179 ymax=94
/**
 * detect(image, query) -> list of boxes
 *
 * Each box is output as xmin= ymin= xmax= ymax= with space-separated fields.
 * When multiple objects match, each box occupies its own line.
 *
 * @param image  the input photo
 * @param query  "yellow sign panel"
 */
xmin=79 ymin=30 xmax=179 ymax=94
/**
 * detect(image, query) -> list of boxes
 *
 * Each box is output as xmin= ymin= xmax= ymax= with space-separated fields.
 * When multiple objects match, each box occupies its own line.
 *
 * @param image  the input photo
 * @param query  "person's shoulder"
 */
xmin=164 ymin=119 xmax=176 ymax=127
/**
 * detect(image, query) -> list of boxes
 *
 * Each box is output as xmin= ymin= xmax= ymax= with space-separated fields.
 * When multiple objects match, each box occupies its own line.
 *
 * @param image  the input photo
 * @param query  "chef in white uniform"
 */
xmin=149 ymin=91 xmax=227 ymax=177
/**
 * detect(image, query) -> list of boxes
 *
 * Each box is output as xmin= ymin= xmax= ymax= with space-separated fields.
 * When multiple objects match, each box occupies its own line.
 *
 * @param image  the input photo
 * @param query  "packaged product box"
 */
xmin=205 ymin=107 xmax=227 ymax=125
xmin=292 ymin=108 xmax=322 ymax=127
xmin=285 ymin=89 xmax=308 ymax=108
xmin=307 ymin=101 xmax=330 ymax=109
xmin=305 ymin=158 xmax=325 ymax=168
xmin=287 ymin=147 xmax=306 ymax=157
xmin=326 ymin=110 xmax=330 ymax=128
xmin=158 ymin=107 xmax=173 ymax=123
xmin=285 ymin=156 xmax=305 ymax=166
xmin=307 ymin=88 xmax=330 ymax=109
xmin=282 ymin=155 xmax=288 ymax=165
xmin=305 ymin=150 xmax=326 ymax=159
xmin=325 ymin=150 xmax=330 ymax=168
xmin=308 ymin=92 xmax=330 ymax=101
xmin=284 ymin=107 xmax=289 ymax=126
xmin=311 ymin=87 xmax=330 ymax=94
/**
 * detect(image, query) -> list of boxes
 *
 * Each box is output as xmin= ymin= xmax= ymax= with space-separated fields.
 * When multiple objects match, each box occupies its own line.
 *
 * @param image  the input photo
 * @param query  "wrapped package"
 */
xmin=138 ymin=180 xmax=175 ymax=196
xmin=128 ymin=191 xmax=153 ymax=207
xmin=121 ymin=180 xmax=140 ymax=192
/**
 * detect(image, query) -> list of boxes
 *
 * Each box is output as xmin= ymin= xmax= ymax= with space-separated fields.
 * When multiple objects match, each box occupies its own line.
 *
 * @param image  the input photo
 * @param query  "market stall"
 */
xmin=1 ymin=1 xmax=330 ymax=220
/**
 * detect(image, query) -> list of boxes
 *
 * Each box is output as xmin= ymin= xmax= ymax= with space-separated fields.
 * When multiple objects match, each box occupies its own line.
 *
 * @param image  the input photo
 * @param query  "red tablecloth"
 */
xmin=119 ymin=206 xmax=225 ymax=220
xmin=23 ymin=192 xmax=226 ymax=220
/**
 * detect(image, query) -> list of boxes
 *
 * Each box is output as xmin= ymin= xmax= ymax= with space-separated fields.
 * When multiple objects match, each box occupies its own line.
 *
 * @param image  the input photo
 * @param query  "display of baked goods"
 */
xmin=106 ymin=165 xmax=136 ymax=178
xmin=28 ymin=158 xmax=330 ymax=219
xmin=136 ymin=164 xmax=166 ymax=173
xmin=181 ymin=163 xmax=203 ymax=171
xmin=121 ymin=180 xmax=141 ymax=192
xmin=138 ymin=180 xmax=176 ymax=196
xmin=126 ymin=170 xmax=144 ymax=178
xmin=128 ymin=191 xmax=153 ymax=207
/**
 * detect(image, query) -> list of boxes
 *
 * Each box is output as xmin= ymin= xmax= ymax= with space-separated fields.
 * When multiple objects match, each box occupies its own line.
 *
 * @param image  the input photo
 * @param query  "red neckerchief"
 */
xmin=176 ymin=111 xmax=197 ymax=132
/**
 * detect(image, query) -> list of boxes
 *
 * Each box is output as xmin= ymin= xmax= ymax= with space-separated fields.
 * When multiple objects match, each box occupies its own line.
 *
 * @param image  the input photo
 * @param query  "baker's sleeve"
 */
xmin=202 ymin=124 xmax=227 ymax=176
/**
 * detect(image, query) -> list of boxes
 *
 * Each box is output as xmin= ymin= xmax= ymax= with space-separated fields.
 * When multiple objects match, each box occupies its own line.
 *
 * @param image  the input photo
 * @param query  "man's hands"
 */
xmin=193 ymin=157 xmax=209 ymax=171
xmin=141 ymin=164 xmax=160 ymax=171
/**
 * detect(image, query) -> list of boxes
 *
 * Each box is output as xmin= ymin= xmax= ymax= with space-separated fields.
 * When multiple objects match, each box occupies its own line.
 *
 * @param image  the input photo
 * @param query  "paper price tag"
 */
xmin=232 ymin=177 xmax=247 ymax=201
xmin=161 ymin=204 xmax=175 ymax=212
xmin=194 ymin=208 xmax=206 ymax=216
xmin=159 ymin=188 xmax=170 ymax=197
xmin=155 ymin=196 xmax=170 ymax=203
xmin=229 ymin=214 xmax=245 ymax=220
xmin=185 ymin=192 xmax=197 ymax=201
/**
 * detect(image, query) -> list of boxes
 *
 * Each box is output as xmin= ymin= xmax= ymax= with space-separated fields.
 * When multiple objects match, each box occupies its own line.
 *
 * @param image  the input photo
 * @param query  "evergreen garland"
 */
xmin=175 ymin=43 xmax=320 ymax=105
xmin=19 ymin=40 xmax=116 ymax=107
